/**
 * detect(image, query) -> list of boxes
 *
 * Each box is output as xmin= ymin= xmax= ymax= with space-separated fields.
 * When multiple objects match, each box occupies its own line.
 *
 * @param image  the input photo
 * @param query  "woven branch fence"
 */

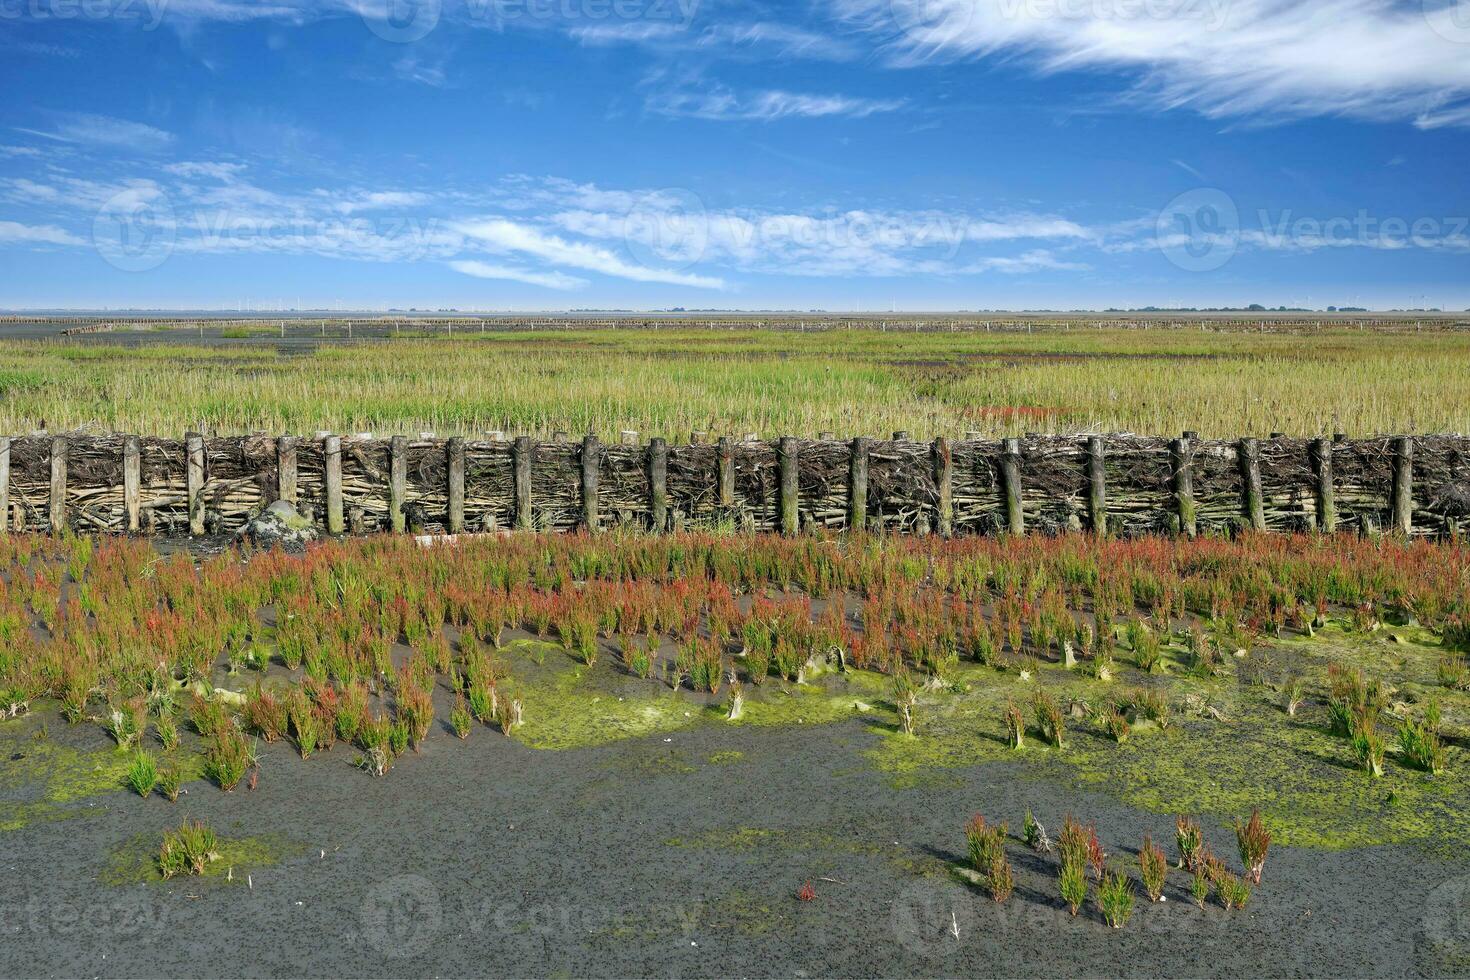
xmin=2 ymin=431 xmax=1468 ymax=539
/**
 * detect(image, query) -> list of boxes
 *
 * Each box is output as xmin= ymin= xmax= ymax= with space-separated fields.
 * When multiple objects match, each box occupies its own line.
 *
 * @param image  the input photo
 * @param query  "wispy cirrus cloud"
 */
xmin=447 ymin=259 xmax=589 ymax=290
xmin=452 ymin=217 xmax=727 ymax=288
xmin=15 ymin=113 xmax=175 ymax=151
xmin=571 ymin=20 xmax=862 ymax=61
xmin=842 ymin=0 xmax=1470 ymax=127
xmin=648 ymin=87 xmax=906 ymax=121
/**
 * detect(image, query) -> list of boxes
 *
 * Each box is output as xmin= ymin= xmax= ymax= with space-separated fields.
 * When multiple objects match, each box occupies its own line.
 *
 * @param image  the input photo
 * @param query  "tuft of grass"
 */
xmin=125 ymin=750 xmax=157 ymax=797
xmin=893 ymin=669 xmax=918 ymax=737
xmin=202 ymin=728 xmax=254 ymax=791
xmin=1004 ymin=700 xmax=1024 ymax=749
xmin=1059 ymin=856 xmax=1087 ymax=917
xmin=963 ymin=814 xmax=1012 ymax=902
xmin=1234 ymin=809 xmax=1272 ymax=885
xmin=1175 ymin=815 xmax=1204 ymax=872
xmin=451 ymin=695 xmax=473 ymax=739
xmin=158 ymin=820 xmax=219 ymax=878
xmin=1398 ymin=713 xmax=1446 ymax=775
xmin=1138 ymin=834 xmax=1167 ymax=902
xmin=1031 ymin=689 xmax=1064 ymax=748
xmin=157 ymin=764 xmax=183 ymax=802
xmin=1097 ymin=866 xmax=1135 ymax=928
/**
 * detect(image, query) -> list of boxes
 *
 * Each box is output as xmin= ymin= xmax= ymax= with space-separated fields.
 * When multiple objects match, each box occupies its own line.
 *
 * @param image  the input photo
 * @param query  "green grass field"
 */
xmin=2 ymin=326 xmax=1467 ymax=439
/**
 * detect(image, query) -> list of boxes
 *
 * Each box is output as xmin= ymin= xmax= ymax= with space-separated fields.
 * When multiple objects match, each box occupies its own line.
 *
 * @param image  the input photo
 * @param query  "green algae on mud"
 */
xmin=865 ymin=631 xmax=1469 ymax=853
xmin=508 ymin=625 xmax=1469 ymax=854
xmin=505 ymin=639 xmax=895 ymax=750
xmin=0 ymin=715 xmax=204 ymax=832
xmin=100 ymin=830 xmax=306 ymax=886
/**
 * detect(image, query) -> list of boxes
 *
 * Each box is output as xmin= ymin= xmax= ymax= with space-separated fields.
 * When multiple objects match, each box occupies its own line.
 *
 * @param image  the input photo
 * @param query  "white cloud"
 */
xmin=571 ymin=20 xmax=862 ymax=61
xmin=16 ymin=113 xmax=175 ymax=151
xmin=845 ymin=0 xmax=1470 ymax=127
xmin=448 ymin=260 xmax=588 ymax=290
xmin=0 ymin=221 xmax=87 ymax=246
xmin=649 ymin=87 xmax=906 ymax=121
xmin=453 ymin=217 xmax=726 ymax=288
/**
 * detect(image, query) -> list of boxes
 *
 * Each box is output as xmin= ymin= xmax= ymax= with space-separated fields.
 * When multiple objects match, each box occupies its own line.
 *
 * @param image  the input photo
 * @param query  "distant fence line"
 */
xmin=0 ymin=431 xmax=1467 ymax=539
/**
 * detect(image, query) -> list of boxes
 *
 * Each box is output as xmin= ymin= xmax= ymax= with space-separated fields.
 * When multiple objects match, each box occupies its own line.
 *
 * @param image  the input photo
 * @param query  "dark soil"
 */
xmin=2 ymin=710 xmax=1467 ymax=978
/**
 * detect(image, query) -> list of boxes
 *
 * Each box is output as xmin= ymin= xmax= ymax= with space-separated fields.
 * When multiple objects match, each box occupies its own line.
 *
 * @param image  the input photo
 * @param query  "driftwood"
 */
xmin=3 ymin=432 xmax=1467 ymax=540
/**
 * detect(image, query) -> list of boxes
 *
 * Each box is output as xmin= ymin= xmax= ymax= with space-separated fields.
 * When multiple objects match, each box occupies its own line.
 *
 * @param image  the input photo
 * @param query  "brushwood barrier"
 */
xmin=1 ymin=432 xmax=1468 ymax=540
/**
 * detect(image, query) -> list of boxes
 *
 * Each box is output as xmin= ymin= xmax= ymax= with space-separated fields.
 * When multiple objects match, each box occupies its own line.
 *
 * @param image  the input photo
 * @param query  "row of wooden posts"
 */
xmin=0 ymin=430 xmax=1420 ymax=538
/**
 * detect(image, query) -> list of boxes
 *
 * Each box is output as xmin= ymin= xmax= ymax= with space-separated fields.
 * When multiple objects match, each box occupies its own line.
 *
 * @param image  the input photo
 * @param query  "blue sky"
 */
xmin=2 ymin=0 xmax=1469 ymax=311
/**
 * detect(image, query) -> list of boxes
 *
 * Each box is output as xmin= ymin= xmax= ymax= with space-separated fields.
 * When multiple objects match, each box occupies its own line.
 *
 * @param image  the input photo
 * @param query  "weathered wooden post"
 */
xmin=513 ymin=436 xmax=533 ymax=531
xmin=1000 ymin=437 xmax=1024 ymax=535
xmin=49 ymin=437 xmax=68 ymax=534
xmin=324 ymin=435 xmax=344 ymax=534
xmin=446 ymin=436 xmax=465 ymax=534
xmin=1237 ymin=437 xmax=1266 ymax=531
xmin=277 ymin=435 xmax=299 ymax=504
xmin=932 ymin=436 xmax=953 ymax=537
xmin=1309 ymin=437 xmax=1336 ymax=533
xmin=1391 ymin=436 xmax=1414 ymax=535
xmin=389 ymin=435 xmax=407 ymax=533
xmin=620 ymin=430 xmax=638 ymax=446
xmin=0 ymin=437 xmax=10 ymax=534
xmin=123 ymin=435 xmax=141 ymax=532
xmin=778 ymin=437 xmax=799 ymax=535
xmin=1171 ymin=435 xmax=1197 ymax=538
xmin=580 ymin=434 xmax=600 ymax=532
xmin=1086 ymin=435 xmax=1106 ymax=537
xmin=848 ymin=437 xmax=869 ymax=531
xmin=647 ymin=437 xmax=668 ymax=532
xmin=716 ymin=436 xmax=735 ymax=509
xmin=185 ymin=434 xmax=205 ymax=536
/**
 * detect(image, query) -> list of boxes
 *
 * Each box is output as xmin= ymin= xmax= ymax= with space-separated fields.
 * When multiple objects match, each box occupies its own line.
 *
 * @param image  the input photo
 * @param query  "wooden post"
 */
xmin=185 ymin=434 xmax=205 ymax=536
xmin=932 ymin=436 xmax=953 ymax=537
xmin=513 ymin=436 xmax=533 ymax=531
xmin=1086 ymin=435 xmax=1106 ymax=537
xmin=1000 ymin=438 xmax=1024 ymax=535
xmin=446 ymin=437 xmax=465 ymax=534
xmin=123 ymin=435 xmax=141 ymax=532
xmin=49 ymin=437 xmax=68 ymax=534
xmin=1391 ymin=436 xmax=1414 ymax=535
xmin=778 ymin=436 xmax=799 ymax=535
xmin=277 ymin=435 xmax=298 ymax=504
xmin=581 ymin=434 xmax=600 ymax=532
xmin=389 ymin=435 xmax=407 ymax=533
xmin=1171 ymin=436 xmax=1197 ymax=538
xmin=1237 ymin=438 xmax=1266 ymax=531
xmin=1309 ymin=437 xmax=1336 ymax=533
xmin=648 ymin=437 xmax=668 ymax=532
xmin=324 ymin=435 xmax=344 ymax=534
xmin=716 ymin=436 xmax=735 ymax=509
xmin=848 ymin=437 xmax=869 ymax=531
xmin=0 ymin=437 xmax=9 ymax=534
